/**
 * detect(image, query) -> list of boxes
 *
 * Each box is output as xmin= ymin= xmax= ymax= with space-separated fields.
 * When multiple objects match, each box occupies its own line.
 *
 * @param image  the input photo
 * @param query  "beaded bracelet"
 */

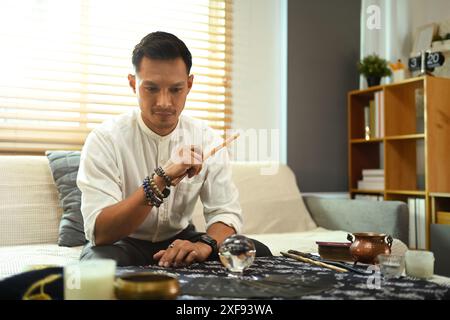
xmin=142 ymin=177 xmax=156 ymax=206
xmin=154 ymin=166 xmax=172 ymax=187
xmin=143 ymin=176 xmax=163 ymax=207
xmin=144 ymin=180 xmax=162 ymax=207
xmin=149 ymin=173 xmax=171 ymax=199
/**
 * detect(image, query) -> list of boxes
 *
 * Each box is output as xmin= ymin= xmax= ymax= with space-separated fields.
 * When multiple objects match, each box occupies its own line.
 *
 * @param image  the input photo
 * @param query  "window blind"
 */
xmin=0 ymin=0 xmax=232 ymax=154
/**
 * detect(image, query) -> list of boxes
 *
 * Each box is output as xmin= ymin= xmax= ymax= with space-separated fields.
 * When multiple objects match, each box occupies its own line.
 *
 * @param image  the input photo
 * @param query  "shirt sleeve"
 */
xmin=76 ymin=130 xmax=122 ymax=245
xmin=199 ymin=131 xmax=243 ymax=234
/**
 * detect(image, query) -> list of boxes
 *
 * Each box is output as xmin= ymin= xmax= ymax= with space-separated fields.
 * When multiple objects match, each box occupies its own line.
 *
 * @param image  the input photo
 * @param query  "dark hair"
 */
xmin=132 ymin=31 xmax=192 ymax=74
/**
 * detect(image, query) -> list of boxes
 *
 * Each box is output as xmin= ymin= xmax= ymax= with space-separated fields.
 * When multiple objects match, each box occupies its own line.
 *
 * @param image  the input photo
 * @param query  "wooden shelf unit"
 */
xmin=430 ymin=193 xmax=450 ymax=224
xmin=348 ymin=76 xmax=450 ymax=249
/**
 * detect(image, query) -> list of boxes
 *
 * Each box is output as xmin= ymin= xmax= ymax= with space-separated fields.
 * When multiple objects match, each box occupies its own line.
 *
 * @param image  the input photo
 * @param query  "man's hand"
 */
xmin=162 ymin=145 xmax=203 ymax=186
xmin=153 ymin=239 xmax=212 ymax=268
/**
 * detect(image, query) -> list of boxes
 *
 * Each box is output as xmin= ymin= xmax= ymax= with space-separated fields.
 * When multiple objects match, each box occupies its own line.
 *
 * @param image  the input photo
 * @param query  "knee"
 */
xmin=80 ymin=243 xmax=132 ymax=266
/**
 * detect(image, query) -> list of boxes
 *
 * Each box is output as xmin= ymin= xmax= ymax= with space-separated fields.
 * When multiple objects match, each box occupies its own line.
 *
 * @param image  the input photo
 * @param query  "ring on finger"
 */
xmin=168 ymin=243 xmax=175 ymax=249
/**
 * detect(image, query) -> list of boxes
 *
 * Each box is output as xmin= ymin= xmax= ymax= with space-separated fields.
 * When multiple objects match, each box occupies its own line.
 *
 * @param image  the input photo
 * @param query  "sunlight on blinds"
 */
xmin=0 ymin=0 xmax=232 ymax=153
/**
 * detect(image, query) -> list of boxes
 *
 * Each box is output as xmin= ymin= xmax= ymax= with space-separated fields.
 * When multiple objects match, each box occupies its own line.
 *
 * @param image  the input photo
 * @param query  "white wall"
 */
xmin=410 ymin=0 xmax=450 ymax=32
xmin=361 ymin=0 xmax=450 ymax=68
xmin=409 ymin=1 xmax=450 ymax=79
xmin=232 ymin=0 xmax=286 ymax=163
xmin=360 ymin=0 xmax=411 ymax=88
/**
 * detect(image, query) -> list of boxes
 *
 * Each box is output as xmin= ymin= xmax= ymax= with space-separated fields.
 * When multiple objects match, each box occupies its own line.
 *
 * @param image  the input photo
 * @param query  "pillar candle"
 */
xmin=64 ymin=259 xmax=116 ymax=300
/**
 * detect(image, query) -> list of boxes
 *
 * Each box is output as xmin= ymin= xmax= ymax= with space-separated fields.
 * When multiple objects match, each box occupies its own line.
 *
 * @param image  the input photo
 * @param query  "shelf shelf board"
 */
xmin=383 ymin=76 xmax=425 ymax=89
xmin=385 ymin=190 xmax=426 ymax=196
xmin=348 ymin=76 xmax=426 ymax=96
xmin=384 ymin=134 xmax=425 ymax=141
xmin=351 ymin=189 xmax=384 ymax=194
xmin=350 ymin=138 xmax=383 ymax=144
xmin=348 ymin=85 xmax=384 ymax=96
xmin=429 ymin=192 xmax=450 ymax=198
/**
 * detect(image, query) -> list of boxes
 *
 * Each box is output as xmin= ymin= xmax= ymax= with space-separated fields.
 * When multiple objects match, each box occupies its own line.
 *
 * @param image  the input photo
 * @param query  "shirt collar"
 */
xmin=137 ymin=110 xmax=181 ymax=142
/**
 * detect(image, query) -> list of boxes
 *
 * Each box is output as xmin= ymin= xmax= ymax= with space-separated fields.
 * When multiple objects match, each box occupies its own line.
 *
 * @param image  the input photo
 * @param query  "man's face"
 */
xmin=128 ymin=57 xmax=193 ymax=135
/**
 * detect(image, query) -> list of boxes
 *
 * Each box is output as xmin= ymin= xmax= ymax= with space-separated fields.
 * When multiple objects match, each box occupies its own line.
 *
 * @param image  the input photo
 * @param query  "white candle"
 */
xmin=64 ymin=259 xmax=116 ymax=300
xmin=405 ymin=250 xmax=434 ymax=279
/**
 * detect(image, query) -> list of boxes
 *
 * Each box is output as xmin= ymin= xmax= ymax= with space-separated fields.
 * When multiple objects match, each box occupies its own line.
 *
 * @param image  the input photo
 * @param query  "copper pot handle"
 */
xmin=386 ymin=235 xmax=393 ymax=248
xmin=347 ymin=233 xmax=354 ymax=243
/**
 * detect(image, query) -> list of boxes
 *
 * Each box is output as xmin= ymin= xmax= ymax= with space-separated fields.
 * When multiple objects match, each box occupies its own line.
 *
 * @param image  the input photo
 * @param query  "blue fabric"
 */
xmin=46 ymin=151 xmax=86 ymax=247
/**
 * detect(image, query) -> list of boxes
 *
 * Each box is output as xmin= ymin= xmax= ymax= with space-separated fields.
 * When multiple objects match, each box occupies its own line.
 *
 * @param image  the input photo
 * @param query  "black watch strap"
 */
xmin=198 ymin=234 xmax=218 ymax=256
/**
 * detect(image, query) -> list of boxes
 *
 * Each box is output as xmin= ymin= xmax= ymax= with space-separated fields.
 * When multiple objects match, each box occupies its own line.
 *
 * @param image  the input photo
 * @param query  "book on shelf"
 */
xmin=362 ymin=169 xmax=384 ymax=177
xmin=363 ymin=176 xmax=384 ymax=182
xmin=369 ymin=99 xmax=375 ymax=138
xmin=362 ymin=92 xmax=384 ymax=139
xmin=417 ymin=198 xmax=426 ymax=250
xmin=375 ymin=91 xmax=384 ymax=138
xmin=357 ymin=181 xmax=384 ymax=190
xmin=364 ymin=106 xmax=370 ymax=140
xmin=364 ymin=91 xmax=384 ymax=139
xmin=407 ymin=197 xmax=426 ymax=249
xmin=408 ymin=198 xmax=416 ymax=249
xmin=358 ymin=168 xmax=385 ymax=190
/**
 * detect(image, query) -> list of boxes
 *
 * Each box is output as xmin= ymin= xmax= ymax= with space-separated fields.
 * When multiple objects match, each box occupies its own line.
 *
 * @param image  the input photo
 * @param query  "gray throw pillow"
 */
xmin=46 ymin=151 xmax=87 ymax=247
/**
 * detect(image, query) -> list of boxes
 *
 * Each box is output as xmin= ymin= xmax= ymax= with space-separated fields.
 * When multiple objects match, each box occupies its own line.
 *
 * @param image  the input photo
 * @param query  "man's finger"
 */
xmin=174 ymin=248 xmax=191 ymax=267
xmin=159 ymin=245 xmax=181 ymax=267
xmin=153 ymin=250 xmax=165 ymax=261
xmin=179 ymin=152 xmax=201 ymax=166
xmin=184 ymin=250 xmax=198 ymax=266
xmin=190 ymin=145 xmax=203 ymax=157
xmin=189 ymin=150 xmax=203 ymax=165
xmin=171 ymin=175 xmax=184 ymax=185
xmin=193 ymin=164 xmax=202 ymax=175
xmin=187 ymin=164 xmax=202 ymax=178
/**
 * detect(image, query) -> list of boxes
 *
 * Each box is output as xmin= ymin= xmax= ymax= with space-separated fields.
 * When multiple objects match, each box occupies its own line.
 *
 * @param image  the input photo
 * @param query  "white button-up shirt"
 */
xmin=77 ymin=108 xmax=243 ymax=245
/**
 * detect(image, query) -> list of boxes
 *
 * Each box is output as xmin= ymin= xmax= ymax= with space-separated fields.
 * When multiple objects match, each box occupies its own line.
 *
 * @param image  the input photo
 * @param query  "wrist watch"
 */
xmin=197 ymin=234 xmax=218 ymax=256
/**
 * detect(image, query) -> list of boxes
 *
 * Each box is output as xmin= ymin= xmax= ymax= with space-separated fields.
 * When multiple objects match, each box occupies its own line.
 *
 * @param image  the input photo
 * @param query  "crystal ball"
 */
xmin=218 ymin=235 xmax=256 ymax=273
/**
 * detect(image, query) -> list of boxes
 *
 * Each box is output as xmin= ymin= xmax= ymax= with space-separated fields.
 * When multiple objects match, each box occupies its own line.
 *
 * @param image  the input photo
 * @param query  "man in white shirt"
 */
xmin=77 ymin=31 xmax=272 ymax=267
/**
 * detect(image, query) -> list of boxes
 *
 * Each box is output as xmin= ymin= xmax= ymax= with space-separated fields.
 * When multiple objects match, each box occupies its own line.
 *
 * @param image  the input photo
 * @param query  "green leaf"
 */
xmin=357 ymin=54 xmax=392 ymax=78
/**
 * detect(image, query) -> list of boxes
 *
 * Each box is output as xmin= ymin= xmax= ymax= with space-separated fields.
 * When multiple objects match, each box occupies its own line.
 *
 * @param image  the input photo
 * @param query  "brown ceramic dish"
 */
xmin=115 ymin=272 xmax=180 ymax=300
xmin=316 ymin=241 xmax=353 ymax=262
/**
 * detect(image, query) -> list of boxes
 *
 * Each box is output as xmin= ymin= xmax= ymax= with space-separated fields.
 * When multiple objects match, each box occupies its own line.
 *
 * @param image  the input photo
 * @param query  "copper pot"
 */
xmin=115 ymin=272 xmax=180 ymax=300
xmin=347 ymin=233 xmax=393 ymax=264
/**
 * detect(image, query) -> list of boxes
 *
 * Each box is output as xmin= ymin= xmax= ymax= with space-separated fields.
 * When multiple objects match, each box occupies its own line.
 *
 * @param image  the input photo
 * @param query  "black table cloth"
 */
xmin=116 ymin=256 xmax=450 ymax=300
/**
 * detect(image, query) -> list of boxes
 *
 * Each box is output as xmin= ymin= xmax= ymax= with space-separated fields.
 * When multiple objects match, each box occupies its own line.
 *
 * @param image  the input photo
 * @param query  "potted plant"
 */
xmin=357 ymin=54 xmax=392 ymax=87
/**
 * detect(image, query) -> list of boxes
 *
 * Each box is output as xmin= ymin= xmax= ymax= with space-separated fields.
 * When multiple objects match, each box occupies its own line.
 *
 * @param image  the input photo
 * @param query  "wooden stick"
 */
xmin=281 ymin=251 xmax=348 ymax=273
xmin=203 ymin=133 xmax=240 ymax=160
xmin=172 ymin=133 xmax=240 ymax=184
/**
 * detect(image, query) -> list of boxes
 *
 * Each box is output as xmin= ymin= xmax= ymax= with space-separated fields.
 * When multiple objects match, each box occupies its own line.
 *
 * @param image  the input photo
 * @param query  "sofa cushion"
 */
xmin=0 ymin=244 xmax=82 ymax=280
xmin=0 ymin=156 xmax=62 ymax=246
xmin=303 ymin=197 xmax=409 ymax=244
xmin=191 ymin=162 xmax=317 ymax=234
xmin=46 ymin=151 xmax=87 ymax=247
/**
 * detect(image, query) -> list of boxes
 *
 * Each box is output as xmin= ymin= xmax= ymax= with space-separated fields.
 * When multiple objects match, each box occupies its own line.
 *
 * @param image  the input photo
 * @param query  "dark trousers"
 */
xmin=80 ymin=224 xmax=272 ymax=266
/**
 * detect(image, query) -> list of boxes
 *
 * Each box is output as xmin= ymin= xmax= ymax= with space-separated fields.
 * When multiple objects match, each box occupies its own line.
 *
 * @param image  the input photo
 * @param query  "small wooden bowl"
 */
xmin=115 ymin=272 xmax=180 ymax=300
xmin=316 ymin=241 xmax=353 ymax=262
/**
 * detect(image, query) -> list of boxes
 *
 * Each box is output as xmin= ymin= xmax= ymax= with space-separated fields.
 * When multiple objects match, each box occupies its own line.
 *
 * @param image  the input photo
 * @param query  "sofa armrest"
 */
xmin=303 ymin=196 xmax=409 ymax=244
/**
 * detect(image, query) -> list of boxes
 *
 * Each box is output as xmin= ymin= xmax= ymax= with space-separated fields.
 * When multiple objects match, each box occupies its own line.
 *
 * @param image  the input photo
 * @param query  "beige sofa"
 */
xmin=0 ymin=156 xmax=412 ymax=280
